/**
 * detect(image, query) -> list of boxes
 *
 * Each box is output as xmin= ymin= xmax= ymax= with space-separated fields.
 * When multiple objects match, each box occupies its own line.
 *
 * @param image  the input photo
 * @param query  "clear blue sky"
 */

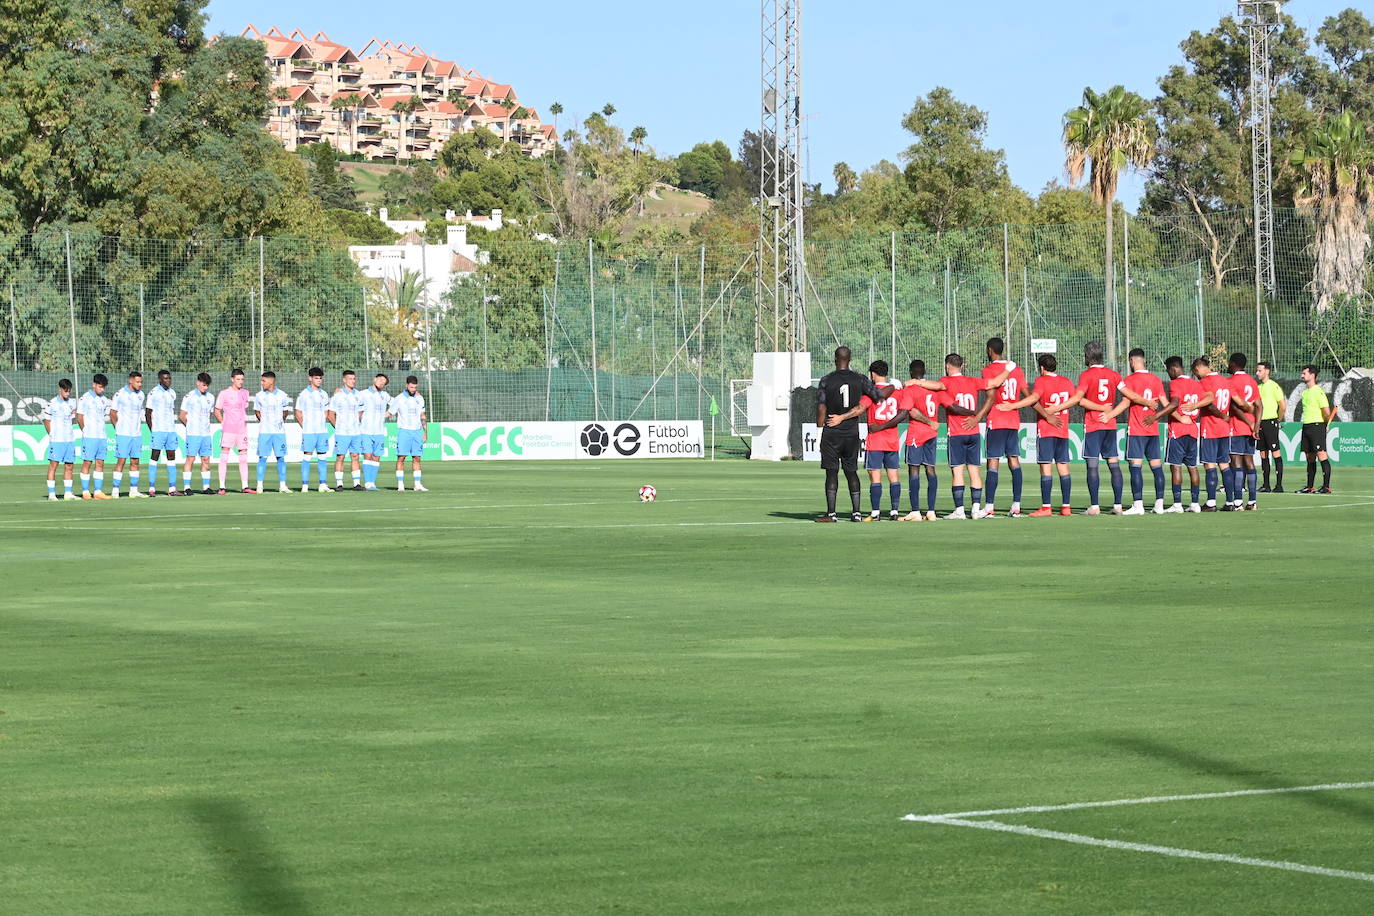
xmin=209 ymin=0 xmax=1353 ymax=207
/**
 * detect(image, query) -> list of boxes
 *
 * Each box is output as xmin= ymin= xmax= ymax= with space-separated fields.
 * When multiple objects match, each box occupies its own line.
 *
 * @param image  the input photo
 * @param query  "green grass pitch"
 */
xmin=4 ymin=460 xmax=1373 ymax=913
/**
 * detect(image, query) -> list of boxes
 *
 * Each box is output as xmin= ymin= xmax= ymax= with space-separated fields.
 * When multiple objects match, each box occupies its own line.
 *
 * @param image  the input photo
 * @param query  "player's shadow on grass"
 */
xmin=187 ymin=798 xmax=314 ymax=915
xmin=769 ymin=511 xmax=828 ymax=521
xmin=1105 ymin=735 xmax=1374 ymax=823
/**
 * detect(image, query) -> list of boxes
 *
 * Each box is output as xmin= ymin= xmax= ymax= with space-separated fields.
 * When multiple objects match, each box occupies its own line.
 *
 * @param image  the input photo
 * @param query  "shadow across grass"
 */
xmin=187 ymin=798 xmax=314 ymax=915
xmin=1104 ymin=735 xmax=1374 ymax=823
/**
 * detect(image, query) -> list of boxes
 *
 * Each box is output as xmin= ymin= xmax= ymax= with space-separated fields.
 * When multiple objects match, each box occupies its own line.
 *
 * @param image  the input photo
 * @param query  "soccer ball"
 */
xmin=638 ymin=485 xmax=657 ymax=502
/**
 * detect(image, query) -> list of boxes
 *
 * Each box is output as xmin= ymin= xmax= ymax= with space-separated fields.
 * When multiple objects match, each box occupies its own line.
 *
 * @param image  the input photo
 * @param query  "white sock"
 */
xmin=413 ymin=470 xmax=422 ymax=487
xmin=396 ymin=471 xmax=405 ymax=488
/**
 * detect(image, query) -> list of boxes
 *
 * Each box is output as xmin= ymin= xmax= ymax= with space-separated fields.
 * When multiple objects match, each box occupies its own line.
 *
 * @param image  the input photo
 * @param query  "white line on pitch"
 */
xmin=902 ymin=780 xmax=1374 ymax=819
xmin=0 ymin=520 xmax=794 ymax=534
xmin=910 ymin=816 xmax=1374 ymax=884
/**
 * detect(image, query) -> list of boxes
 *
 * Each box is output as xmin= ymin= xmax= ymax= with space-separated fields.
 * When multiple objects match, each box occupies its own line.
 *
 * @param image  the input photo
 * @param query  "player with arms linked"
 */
xmin=814 ymin=347 xmax=893 ymax=523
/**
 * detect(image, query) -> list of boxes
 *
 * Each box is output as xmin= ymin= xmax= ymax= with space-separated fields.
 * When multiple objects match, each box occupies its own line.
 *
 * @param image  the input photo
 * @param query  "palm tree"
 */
xmin=629 ymin=125 xmax=647 ymax=159
xmin=329 ymin=94 xmax=354 ymax=153
xmin=833 ymin=161 xmax=858 ymax=194
xmin=1062 ymin=85 xmax=1156 ymax=367
xmin=292 ymin=97 xmax=313 ymax=150
xmin=392 ymin=95 xmax=424 ymax=161
xmin=1291 ymin=112 xmax=1374 ymax=313
xmin=549 ymin=101 xmax=563 ymax=136
xmin=601 ymin=103 xmax=616 ymax=118
xmin=351 ymin=93 xmax=368 ymax=156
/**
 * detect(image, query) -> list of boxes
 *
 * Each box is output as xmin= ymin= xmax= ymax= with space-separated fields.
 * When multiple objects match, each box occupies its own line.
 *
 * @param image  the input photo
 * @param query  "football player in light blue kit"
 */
xmin=358 ymin=372 xmax=390 ymax=491
xmin=296 ymin=367 xmax=334 ymax=493
xmin=144 ymin=369 xmax=179 ymax=496
xmin=327 ymin=370 xmax=364 ymax=490
xmin=109 ymin=370 xmax=148 ymax=498
xmin=178 ymin=372 xmax=216 ymax=495
xmin=253 ymin=370 xmax=293 ymax=493
xmin=42 ymin=378 xmax=79 ymax=500
xmin=77 ymin=373 xmax=112 ymax=498
xmin=388 ymin=375 xmax=428 ymax=491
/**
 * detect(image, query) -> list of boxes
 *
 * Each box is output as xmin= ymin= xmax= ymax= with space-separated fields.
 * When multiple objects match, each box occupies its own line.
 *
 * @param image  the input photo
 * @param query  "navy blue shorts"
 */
xmin=947 ymin=434 xmax=981 ymax=467
xmin=1166 ymin=437 xmax=1198 ymax=468
xmin=1082 ymin=429 xmax=1119 ymax=460
xmin=905 ymin=441 xmax=937 ymax=467
xmin=1200 ymin=436 xmax=1230 ymax=465
xmin=1036 ymin=436 xmax=1070 ymax=464
xmin=1126 ymin=434 xmax=1161 ymax=462
xmin=985 ymin=428 xmax=1021 ymax=459
xmin=864 ymin=448 xmax=900 ymax=471
xmin=1228 ymin=435 xmax=1256 ymax=457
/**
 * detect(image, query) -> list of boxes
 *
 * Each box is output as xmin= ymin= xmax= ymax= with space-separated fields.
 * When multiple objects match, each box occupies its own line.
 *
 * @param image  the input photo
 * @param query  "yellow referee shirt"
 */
xmin=1258 ymin=379 xmax=1285 ymax=420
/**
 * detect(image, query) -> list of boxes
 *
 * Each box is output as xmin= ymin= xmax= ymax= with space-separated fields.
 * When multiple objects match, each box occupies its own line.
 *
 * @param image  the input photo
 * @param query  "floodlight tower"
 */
xmin=1240 ymin=0 xmax=1281 ymax=356
xmin=757 ymin=0 xmax=806 ymax=356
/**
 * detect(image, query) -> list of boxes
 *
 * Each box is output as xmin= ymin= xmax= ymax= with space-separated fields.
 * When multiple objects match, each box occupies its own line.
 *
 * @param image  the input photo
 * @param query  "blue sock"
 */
xmin=1086 ymin=459 xmax=1101 ymax=505
xmin=1109 ymin=462 xmax=1123 ymax=505
xmin=1152 ymin=465 xmax=1166 ymax=502
xmin=1040 ymin=474 xmax=1053 ymax=506
xmin=301 ymin=460 xmax=312 ymax=485
xmin=970 ymin=487 xmax=983 ymax=507
xmin=148 ymin=461 xmax=159 ymax=489
xmin=1247 ymin=469 xmax=1258 ymax=501
xmin=952 ymin=485 xmax=965 ymax=509
xmin=318 ymin=459 xmax=328 ymax=485
xmin=257 ymin=456 xmax=267 ymax=487
xmin=276 ymin=458 xmax=286 ymax=485
xmin=869 ymin=482 xmax=882 ymax=513
xmin=889 ymin=482 xmax=901 ymax=512
xmin=1206 ymin=467 xmax=1218 ymax=502
xmin=985 ymin=469 xmax=999 ymax=506
xmin=47 ymin=479 xmax=55 ymax=497
xmin=908 ymin=472 xmax=921 ymax=511
xmin=926 ymin=473 xmax=938 ymax=512
xmin=1010 ymin=466 xmax=1023 ymax=504
xmin=1172 ymin=481 xmax=1183 ymax=503
xmin=1129 ymin=464 xmax=1144 ymax=501
xmin=365 ymin=460 xmax=379 ymax=485
xmin=1060 ymin=474 xmax=1073 ymax=507
xmin=129 ymin=470 xmax=139 ymax=492
xmin=1191 ymin=483 xmax=1200 ymax=504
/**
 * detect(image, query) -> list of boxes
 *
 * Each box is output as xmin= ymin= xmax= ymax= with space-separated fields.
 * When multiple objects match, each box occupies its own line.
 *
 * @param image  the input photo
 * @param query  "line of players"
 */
xmin=38 ymin=368 xmax=430 ymax=500
xmin=814 ymin=338 xmax=1337 ymax=522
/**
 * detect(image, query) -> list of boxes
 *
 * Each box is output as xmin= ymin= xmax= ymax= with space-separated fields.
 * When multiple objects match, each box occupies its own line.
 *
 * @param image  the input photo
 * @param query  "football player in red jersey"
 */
xmin=1057 ymin=341 xmax=1124 ymax=516
xmin=1226 ymin=353 xmax=1261 ymax=510
xmin=1156 ymin=356 xmax=1203 ymax=512
xmin=1190 ymin=356 xmax=1233 ymax=511
xmin=1111 ymin=348 xmax=1169 ymax=515
xmin=897 ymin=360 xmax=943 ymax=521
xmin=858 ymin=361 xmax=904 ymax=521
xmin=939 ymin=354 xmax=1015 ymax=519
xmin=996 ymin=353 xmax=1075 ymax=517
xmin=963 ymin=337 xmax=1030 ymax=517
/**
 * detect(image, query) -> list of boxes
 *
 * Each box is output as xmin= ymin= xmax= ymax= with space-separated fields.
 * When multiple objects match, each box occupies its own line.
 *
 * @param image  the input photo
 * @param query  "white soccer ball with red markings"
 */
xmin=638 ymin=485 xmax=657 ymax=502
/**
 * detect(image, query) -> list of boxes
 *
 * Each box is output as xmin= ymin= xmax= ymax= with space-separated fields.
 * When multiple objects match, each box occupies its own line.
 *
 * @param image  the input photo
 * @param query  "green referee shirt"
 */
xmin=1258 ymin=379 xmax=1285 ymax=420
xmin=1300 ymin=385 xmax=1330 ymax=424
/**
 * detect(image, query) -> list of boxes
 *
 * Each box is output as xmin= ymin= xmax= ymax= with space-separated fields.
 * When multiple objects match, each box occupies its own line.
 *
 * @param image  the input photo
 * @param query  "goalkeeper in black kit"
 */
xmin=815 ymin=346 xmax=894 ymax=522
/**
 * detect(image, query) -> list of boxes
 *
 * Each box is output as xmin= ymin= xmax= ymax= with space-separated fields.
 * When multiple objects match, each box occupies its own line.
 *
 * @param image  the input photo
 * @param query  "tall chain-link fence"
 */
xmin=2 ymin=208 xmax=1371 ymax=428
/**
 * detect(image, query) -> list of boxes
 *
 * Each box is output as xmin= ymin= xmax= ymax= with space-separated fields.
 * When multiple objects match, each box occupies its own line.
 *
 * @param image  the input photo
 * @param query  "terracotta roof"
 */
xmin=486 ymin=83 xmax=514 ymax=100
xmin=401 ymin=55 xmax=432 ymax=73
xmin=463 ymin=79 xmax=488 ymax=97
xmin=328 ymin=90 xmax=379 ymax=107
xmin=540 ymin=124 xmax=556 ymax=139
xmin=480 ymin=104 xmax=512 ymax=119
xmin=451 ymin=252 xmax=477 ymax=272
xmin=263 ymin=37 xmax=308 ymax=59
xmin=430 ymin=100 xmax=463 ymax=115
xmin=429 ymin=59 xmax=458 ymax=77
xmin=275 ymin=85 xmax=320 ymax=103
xmin=378 ymin=93 xmax=429 ymax=110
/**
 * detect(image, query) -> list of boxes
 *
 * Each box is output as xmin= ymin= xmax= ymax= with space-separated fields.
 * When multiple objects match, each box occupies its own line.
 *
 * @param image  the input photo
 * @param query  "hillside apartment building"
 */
xmin=243 ymin=26 xmax=558 ymax=162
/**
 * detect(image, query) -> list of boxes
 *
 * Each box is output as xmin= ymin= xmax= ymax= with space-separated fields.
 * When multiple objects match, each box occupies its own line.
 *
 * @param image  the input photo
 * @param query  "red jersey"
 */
xmin=981 ymin=360 xmax=1027 ymax=430
xmin=1167 ymin=376 xmax=1201 ymax=439
xmin=1122 ymin=371 xmax=1166 ymax=437
xmin=1229 ymin=371 xmax=1259 ymax=436
xmin=860 ymin=387 xmax=902 ymax=452
xmin=939 ymin=375 xmax=984 ymax=435
xmin=898 ymin=385 xmax=940 ymax=446
xmin=1198 ymin=373 xmax=1232 ymax=440
xmin=1075 ymin=366 xmax=1122 ymax=432
xmin=1032 ymin=373 xmax=1075 ymax=439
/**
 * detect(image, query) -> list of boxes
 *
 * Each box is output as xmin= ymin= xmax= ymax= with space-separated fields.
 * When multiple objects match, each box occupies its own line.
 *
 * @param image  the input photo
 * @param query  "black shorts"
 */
xmin=1259 ymin=418 xmax=1281 ymax=452
xmin=820 ymin=430 xmax=861 ymax=471
xmin=1300 ymin=423 xmax=1328 ymax=454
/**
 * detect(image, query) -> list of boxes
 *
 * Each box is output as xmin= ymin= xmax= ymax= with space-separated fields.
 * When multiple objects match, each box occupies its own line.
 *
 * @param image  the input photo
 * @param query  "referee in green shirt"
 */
xmin=1256 ymin=361 xmax=1286 ymax=492
xmin=1298 ymin=364 xmax=1335 ymax=494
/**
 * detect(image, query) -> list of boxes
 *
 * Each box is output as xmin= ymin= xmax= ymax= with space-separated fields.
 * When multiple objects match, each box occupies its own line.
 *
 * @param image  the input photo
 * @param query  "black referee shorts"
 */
xmin=820 ymin=430 xmax=861 ymax=471
xmin=1259 ymin=418 xmax=1282 ymax=452
xmin=1300 ymin=423 xmax=1328 ymax=454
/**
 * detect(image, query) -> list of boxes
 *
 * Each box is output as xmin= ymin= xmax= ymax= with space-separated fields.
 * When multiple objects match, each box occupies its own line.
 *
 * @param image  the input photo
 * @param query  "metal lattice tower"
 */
xmin=757 ymin=0 xmax=806 ymax=353
xmin=1241 ymin=1 xmax=1281 ymax=329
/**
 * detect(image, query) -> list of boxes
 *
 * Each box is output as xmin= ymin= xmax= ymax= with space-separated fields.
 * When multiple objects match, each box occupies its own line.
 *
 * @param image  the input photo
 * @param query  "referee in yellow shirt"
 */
xmin=1255 ymin=361 xmax=1286 ymax=492
xmin=1298 ymin=364 xmax=1336 ymax=494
